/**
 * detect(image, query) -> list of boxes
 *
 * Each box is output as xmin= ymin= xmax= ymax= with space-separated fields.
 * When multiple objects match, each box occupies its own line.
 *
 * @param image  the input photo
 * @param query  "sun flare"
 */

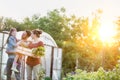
xmin=99 ymin=23 xmax=116 ymax=42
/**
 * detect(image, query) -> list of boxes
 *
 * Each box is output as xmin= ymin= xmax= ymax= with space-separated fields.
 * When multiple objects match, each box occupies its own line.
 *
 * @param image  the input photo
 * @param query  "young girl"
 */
xmin=6 ymin=28 xmax=20 ymax=80
xmin=11 ymin=30 xmax=31 ymax=73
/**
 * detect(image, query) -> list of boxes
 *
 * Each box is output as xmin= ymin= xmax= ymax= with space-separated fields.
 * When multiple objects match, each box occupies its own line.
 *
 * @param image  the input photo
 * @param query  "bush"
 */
xmin=45 ymin=77 xmax=52 ymax=80
xmin=63 ymin=64 xmax=120 ymax=80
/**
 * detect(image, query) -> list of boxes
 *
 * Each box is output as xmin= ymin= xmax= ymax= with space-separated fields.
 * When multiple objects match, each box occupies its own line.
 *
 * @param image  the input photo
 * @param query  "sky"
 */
xmin=0 ymin=0 xmax=120 ymax=22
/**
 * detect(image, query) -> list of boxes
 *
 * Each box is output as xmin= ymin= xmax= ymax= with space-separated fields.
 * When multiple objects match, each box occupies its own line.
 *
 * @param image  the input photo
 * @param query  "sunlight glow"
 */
xmin=99 ymin=23 xmax=116 ymax=42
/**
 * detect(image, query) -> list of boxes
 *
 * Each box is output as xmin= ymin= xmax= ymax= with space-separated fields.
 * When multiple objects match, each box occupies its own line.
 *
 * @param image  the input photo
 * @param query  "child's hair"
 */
xmin=7 ymin=28 xmax=17 ymax=43
xmin=26 ymin=30 xmax=31 ymax=37
xmin=32 ymin=29 xmax=42 ymax=37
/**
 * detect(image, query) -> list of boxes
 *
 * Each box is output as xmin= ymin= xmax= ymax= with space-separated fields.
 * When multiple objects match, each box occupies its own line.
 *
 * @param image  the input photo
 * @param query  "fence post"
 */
xmin=0 ymin=33 xmax=5 ymax=79
xmin=50 ymin=47 xmax=54 ymax=79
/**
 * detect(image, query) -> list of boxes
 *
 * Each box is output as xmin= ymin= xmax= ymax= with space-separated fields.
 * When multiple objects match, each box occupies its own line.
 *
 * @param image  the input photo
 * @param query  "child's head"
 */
xmin=21 ymin=30 xmax=31 ymax=39
xmin=7 ymin=28 xmax=17 ymax=43
xmin=9 ymin=28 xmax=17 ymax=37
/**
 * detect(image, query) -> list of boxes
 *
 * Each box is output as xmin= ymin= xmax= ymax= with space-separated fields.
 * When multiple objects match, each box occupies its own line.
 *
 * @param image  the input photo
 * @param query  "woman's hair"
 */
xmin=7 ymin=28 xmax=17 ymax=43
xmin=32 ymin=29 xmax=42 ymax=37
xmin=26 ymin=30 xmax=31 ymax=37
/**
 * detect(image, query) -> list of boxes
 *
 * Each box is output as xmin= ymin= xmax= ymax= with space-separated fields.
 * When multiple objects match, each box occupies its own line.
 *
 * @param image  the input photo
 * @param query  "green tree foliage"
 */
xmin=3 ymin=18 xmax=21 ymax=31
xmin=34 ymin=8 xmax=71 ymax=47
xmin=22 ymin=17 xmax=32 ymax=30
xmin=0 ymin=16 xmax=4 ymax=31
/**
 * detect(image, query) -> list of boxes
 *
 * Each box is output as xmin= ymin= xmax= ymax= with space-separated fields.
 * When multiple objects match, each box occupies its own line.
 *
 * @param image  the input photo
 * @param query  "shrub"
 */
xmin=63 ymin=64 xmax=120 ymax=80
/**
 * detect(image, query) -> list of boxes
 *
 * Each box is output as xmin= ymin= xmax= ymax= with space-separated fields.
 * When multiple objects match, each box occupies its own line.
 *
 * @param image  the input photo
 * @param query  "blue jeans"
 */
xmin=6 ymin=58 xmax=21 ymax=80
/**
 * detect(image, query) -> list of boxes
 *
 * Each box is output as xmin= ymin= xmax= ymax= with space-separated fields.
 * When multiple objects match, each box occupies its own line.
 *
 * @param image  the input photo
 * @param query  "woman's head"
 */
xmin=31 ymin=29 xmax=42 ymax=39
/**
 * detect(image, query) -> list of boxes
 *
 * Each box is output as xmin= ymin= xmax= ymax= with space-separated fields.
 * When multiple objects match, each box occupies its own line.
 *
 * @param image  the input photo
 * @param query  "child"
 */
xmin=11 ymin=30 xmax=31 ymax=72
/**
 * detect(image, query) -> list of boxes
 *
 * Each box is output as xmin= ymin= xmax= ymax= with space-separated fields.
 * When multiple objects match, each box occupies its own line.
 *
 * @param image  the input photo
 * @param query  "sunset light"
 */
xmin=99 ymin=23 xmax=116 ymax=42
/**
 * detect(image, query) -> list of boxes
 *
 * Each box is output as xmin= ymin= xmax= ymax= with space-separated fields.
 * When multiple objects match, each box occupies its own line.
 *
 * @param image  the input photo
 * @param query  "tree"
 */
xmin=35 ymin=8 xmax=71 ymax=47
xmin=2 ymin=18 xmax=21 ymax=31
xmin=0 ymin=16 xmax=4 ymax=31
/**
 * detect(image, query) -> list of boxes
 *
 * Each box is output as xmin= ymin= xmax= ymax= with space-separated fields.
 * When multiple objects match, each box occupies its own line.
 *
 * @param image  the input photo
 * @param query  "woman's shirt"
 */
xmin=26 ymin=41 xmax=44 ymax=67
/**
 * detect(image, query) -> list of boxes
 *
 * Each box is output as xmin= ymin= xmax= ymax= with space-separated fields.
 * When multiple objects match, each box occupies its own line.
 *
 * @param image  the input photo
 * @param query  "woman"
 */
xmin=26 ymin=29 xmax=44 ymax=80
xmin=6 ymin=28 xmax=20 ymax=80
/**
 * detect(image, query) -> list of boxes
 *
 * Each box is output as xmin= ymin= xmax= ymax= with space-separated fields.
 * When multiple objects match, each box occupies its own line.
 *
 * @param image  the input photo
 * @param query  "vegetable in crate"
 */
xmin=32 ymin=46 xmax=45 ymax=56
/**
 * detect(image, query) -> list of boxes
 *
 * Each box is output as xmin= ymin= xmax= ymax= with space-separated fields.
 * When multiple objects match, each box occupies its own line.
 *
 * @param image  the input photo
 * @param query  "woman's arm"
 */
xmin=28 ymin=41 xmax=44 ymax=49
xmin=18 ymin=40 xmax=29 ymax=48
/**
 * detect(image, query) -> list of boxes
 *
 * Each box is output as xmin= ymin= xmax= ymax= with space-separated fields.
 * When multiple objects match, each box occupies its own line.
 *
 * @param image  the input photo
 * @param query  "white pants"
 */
xmin=26 ymin=64 xmax=41 ymax=80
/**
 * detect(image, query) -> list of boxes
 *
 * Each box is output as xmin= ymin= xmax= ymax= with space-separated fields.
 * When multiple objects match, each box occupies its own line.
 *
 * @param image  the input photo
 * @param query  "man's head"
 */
xmin=21 ymin=30 xmax=31 ymax=40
